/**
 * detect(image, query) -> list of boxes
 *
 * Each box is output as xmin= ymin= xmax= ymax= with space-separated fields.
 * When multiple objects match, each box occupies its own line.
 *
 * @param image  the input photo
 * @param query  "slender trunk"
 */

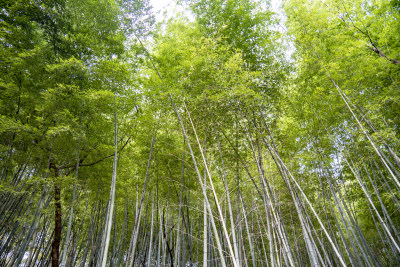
xmin=174 ymin=148 xmax=185 ymax=267
xmin=184 ymin=102 xmax=236 ymax=267
xmin=100 ymin=107 xmax=118 ymax=267
xmin=147 ymin=199 xmax=155 ymax=266
xmin=51 ymin=167 xmax=61 ymax=267
xmin=203 ymin=161 xmax=208 ymax=267
xmin=126 ymin=129 xmax=157 ymax=267
xmin=240 ymin=195 xmax=256 ymax=267
xmin=217 ymin=136 xmax=240 ymax=266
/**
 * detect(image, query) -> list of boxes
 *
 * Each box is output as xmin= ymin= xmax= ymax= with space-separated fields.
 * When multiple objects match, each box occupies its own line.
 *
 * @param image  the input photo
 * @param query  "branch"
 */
xmin=60 ymin=137 xmax=131 ymax=171
xmin=368 ymin=44 xmax=400 ymax=66
xmin=340 ymin=7 xmax=400 ymax=66
xmin=79 ymin=137 xmax=131 ymax=167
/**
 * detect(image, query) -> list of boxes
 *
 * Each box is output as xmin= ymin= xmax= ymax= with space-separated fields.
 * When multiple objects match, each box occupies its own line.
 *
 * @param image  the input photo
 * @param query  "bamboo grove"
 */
xmin=1 ymin=0 xmax=400 ymax=266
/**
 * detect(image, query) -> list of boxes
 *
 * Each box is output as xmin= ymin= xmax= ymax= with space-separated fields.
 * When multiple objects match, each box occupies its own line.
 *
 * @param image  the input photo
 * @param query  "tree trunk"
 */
xmin=51 ymin=167 xmax=61 ymax=267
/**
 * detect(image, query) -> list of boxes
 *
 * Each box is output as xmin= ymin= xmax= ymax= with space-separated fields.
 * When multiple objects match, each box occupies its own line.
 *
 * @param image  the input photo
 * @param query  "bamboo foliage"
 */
xmin=1 ymin=0 xmax=400 ymax=266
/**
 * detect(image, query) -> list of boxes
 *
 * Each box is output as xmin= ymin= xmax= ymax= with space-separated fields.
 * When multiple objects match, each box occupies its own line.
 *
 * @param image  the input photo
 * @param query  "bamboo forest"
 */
xmin=1 ymin=0 xmax=400 ymax=266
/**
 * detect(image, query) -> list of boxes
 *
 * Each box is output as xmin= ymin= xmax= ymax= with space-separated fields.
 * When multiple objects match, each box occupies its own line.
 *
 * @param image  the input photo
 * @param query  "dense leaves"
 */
xmin=1 ymin=0 xmax=399 ymax=266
